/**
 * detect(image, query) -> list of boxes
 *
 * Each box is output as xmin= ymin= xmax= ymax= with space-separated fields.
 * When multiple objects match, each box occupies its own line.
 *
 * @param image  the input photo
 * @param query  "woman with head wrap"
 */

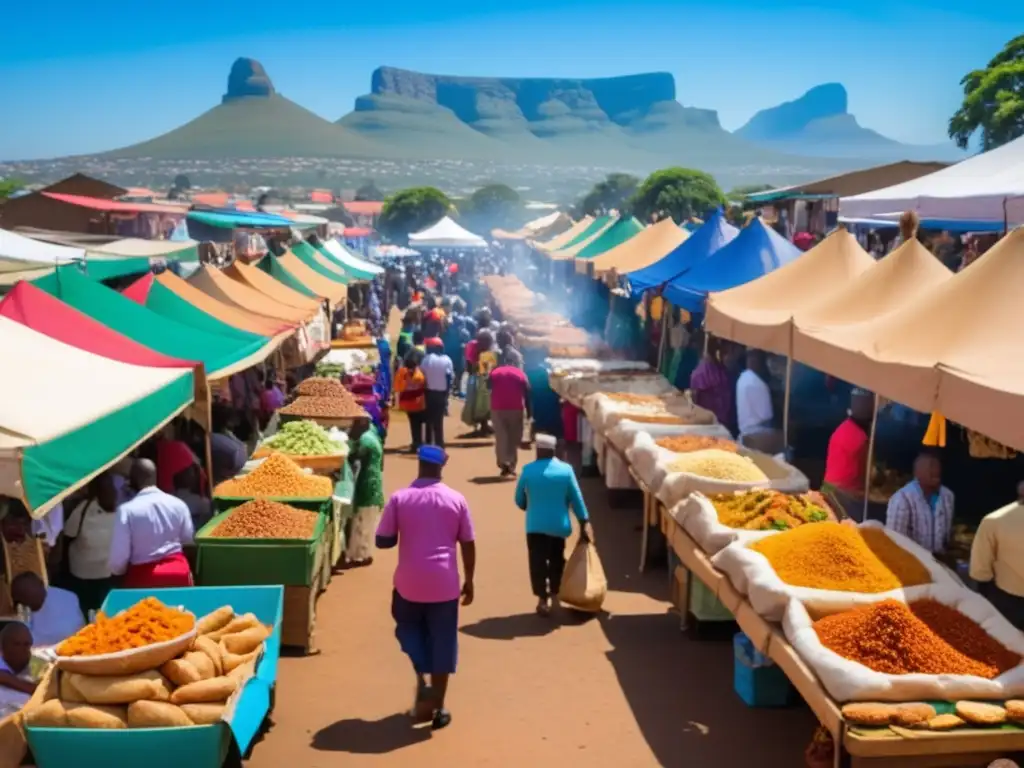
xmin=461 ymin=329 xmax=496 ymax=436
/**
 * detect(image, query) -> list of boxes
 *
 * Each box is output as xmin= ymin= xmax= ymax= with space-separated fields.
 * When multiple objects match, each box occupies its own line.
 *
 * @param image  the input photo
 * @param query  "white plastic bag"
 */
xmin=783 ymin=585 xmax=1024 ymax=702
xmin=711 ymin=521 xmax=960 ymax=622
xmin=655 ymin=449 xmax=809 ymax=509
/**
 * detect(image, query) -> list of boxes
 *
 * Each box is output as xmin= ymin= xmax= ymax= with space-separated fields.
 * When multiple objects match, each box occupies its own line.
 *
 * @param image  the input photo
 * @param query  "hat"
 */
xmin=424 ymin=337 xmax=444 ymax=349
xmin=418 ymin=445 xmax=447 ymax=465
xmin=535 ymin=434 xmax=557 ymax=450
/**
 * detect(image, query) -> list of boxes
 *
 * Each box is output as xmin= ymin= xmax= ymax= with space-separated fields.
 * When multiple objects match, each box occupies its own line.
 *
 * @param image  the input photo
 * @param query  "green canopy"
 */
xmin=291 ymin=241 xmax=349 ymax=285
xmin=574 ymin=217 xmax=645 ymax=260
xmin=138 ymin=280 xmax=266 ymax=343
xmin=314 ymin=242 xmax=377 ymax=281
xmin=257 ymin=253 xmax=320 ymax=299
xmin=557 ymin=216 xmax=611 ymax=250
xmin=33 ymin=267 xmax=272 ymax=378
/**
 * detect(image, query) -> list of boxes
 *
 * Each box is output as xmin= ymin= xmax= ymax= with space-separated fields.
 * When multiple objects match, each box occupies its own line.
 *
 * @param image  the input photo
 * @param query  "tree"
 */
xmin=173 ymin=174 xmax=191 ymax=191
xmin=354 ymin=180 xmax=384 ymax=202
xmin=578 ymin=173 xmax=640 ymax=216
xmin=630 ymin=167 xmax=726 ymax=224
xmin=459 ymin=183 xmax=524 ymax=233
xmin=378 ymin=187 xmax=453 ymax=242
xmin=949 ymin=34 xmax=1024 ymax=150
xmin=0 ymin=178 xmax=23 ymax=200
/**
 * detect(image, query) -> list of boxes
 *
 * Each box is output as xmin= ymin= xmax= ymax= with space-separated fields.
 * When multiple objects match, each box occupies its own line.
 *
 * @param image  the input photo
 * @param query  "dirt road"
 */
xmin=248 ymin=408 xmax=815 ymax=767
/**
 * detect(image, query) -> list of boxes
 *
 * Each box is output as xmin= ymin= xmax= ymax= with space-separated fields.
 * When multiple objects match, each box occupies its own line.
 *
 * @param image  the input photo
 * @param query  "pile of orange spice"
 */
xmin=58 ymin=597 xmax=194 ymax=657
xmin=749 ymin=522 xmax=932 ymax=593
xmin=814 ymin=599 xmax=1021 ymax=678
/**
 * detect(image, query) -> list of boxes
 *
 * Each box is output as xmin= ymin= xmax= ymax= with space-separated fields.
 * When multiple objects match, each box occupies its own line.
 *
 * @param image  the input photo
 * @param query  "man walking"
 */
xmin=489 ymin=350 xmax=532 ymax=477
xmin=376 ymin=445 xmax=476 ymax=730
xmin=420 ymin=338 xmax=453 ymax=447
xmin=514 ymin=435 xmax=593 ymax=616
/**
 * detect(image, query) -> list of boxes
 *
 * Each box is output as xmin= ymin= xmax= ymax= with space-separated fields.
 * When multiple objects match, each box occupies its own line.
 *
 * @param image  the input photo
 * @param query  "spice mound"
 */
xmin=656 ymin=435 xmax=738 ymax=454
xmin=280 ymin=395 xmax=368 ymax=420
xmin=295 ymin=376 xmax=350 ymax=398
xmin=814 ymin=599 xmax=1021 ymax=678
xmin=215 ymin=453 xmax=333 ymax=498
xmin=58 ymin=598 xmax=195 ymax=657
xmin=667 ymin=449 xmax=769 ymax=482
xmin=711 ymin=489 xmax=831 ymax=530
xmin=749 ymin=523 xmax=932 ymax=592
xmin=211 ymin=499 xmax=318 ymax=539
xmin=262 ymin=420 xmax=346 ymax=456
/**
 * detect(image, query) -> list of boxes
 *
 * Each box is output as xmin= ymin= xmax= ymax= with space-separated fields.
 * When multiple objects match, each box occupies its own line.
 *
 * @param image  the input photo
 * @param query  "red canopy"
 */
xmin=121 ymin=272 xmax=154 ymax=304
xmin=0 ymin=281 xmax=195 ymax=368
xmin=343 ymin=227 xmax=373 ymax=238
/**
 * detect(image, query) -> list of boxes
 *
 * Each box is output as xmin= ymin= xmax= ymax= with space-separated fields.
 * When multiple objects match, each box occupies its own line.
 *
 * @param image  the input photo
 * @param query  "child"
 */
xmin=0 ymin=622 xmax=35 ymax=718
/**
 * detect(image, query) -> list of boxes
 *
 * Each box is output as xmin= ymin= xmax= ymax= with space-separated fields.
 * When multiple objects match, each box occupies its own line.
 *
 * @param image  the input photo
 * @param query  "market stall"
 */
xmin=583 ymin=218 xmax=689 ymax=277
xmin=570 ymin=217 xmax=645 ymax=272
xmin=407 ymin=216 xmax=487 ymax=250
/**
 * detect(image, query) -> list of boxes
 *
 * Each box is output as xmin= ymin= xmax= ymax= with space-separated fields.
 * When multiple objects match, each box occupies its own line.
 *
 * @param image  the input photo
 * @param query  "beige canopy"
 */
xmin=530 ymin=216 xmax=593 ymax=252
xmin=705 ymin=228 xmax=875 ymax=354
xmin=547 ymin=217 xmax=617 ymax=261
xmin=585 ymin=218 xmax=688 ymax=275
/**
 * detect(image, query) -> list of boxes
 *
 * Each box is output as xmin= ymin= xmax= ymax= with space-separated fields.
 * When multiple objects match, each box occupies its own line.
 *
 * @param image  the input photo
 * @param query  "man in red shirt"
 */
xmin=822 ymin=389 xmax=874 ymax=520
xmin=488 ymin=359 xmax=532 ymax=477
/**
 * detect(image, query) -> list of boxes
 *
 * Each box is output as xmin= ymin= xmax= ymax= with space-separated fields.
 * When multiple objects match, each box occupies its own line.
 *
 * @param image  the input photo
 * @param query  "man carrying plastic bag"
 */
xmin=514 ymin=434 xmax=601 ymax=616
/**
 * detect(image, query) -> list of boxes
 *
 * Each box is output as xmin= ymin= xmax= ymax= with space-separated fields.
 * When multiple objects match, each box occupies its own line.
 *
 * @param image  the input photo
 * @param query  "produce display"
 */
xmin=839 ymin=700 xmax=1024 ymax=730
xmin=748 ymin=523 xmax=932 ymax=592
xmin=210 ymin=499 xmax=319 ymax=540
xmin=295 ymin=376 xmax=351 ymax=399
xmin=814 ymin=599 xmax=1021 ymax=678
xmin=215 ymin=453 xmax=333 ymax=498
xmin=26 ymin=603 xmax=271 ymax=730
xmin=314 ymin=361 xmax=344 ymax=379
xmin=666 ymin=450 xmax=770 ymax=482
xmin=656 ymin=435 xmax=738 ymax=454
xmin=279 ymin=395 xmax=369 ymax=420
xmin=261 ymin=420 xmax=347 ymax=456
xmin=58 ymin=598 xmax=194 ymax=657
xmin=710 ymin=489 xmax=831 ymax=531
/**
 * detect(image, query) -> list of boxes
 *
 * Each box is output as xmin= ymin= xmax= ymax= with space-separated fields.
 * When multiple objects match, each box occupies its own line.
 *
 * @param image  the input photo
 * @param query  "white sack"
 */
xmin=655 ymin=449 xmax=809 ymax=510
xmin=784 ymin=584 xmax=1024 ymax=702
xmin=711 ymin=521 xmax=959 ymax=622
xmin=670 ymin=492 xmax=778 ymax=554
xmin=606 ymin=419 xmax=732 ymax=454
xmin=603 ymin=448 xmax=637 ymax=490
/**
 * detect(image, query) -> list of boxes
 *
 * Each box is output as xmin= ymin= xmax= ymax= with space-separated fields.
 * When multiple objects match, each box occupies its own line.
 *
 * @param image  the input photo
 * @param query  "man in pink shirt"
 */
xmin=375 ymin=445 xmax=476 ymax=731
xmin=488 ymin=357 xmax=532 ymax=478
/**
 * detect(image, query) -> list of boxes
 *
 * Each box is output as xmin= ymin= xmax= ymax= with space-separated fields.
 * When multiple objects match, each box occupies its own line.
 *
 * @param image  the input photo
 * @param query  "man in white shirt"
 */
xmin=0 ymin=623 xmax=35 ymax=718
xmin=736 ymin=349 xmax=774 ymax=438
xmin=421 ymin=338 xmax=454 ymax=448
xmin=108 ymin=459 xmax=195 ymax=589
xmin=10 ymin=572 xmax=85 ymax=648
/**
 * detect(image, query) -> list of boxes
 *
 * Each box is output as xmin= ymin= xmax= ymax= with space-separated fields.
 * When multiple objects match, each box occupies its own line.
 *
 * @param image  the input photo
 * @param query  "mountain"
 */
xmin=735 ymin=83 xmax=964 ymax=161
xmin=104 ymin=58 xmax=382 ymax=160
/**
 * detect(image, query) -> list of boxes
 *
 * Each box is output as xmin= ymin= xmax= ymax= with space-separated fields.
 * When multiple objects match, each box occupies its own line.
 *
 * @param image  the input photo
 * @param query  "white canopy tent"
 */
xmin=323 ymin=239 xmax=385 ymax=275
xmin=408 ymin=216 xmax=487 ymax=249
xmin=0 ymin=228 xmax=84 ymax=273
xmin=840 ymin=135 xmax=1024 ymax=226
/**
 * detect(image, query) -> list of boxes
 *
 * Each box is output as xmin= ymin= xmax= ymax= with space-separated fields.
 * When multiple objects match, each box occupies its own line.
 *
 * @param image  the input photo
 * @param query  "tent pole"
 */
xmin=861 ymin=394 xmax=880 ymax=521
xmin=783 ymin=356 xmax=793 ymax=450
xmin=656 ymin=300 xmax=670 ymax=374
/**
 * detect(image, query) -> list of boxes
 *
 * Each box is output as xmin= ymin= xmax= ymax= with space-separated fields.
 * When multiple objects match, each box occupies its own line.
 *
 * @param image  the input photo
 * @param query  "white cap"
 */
xmin=536 ymin=434 xmax=557 ymax=450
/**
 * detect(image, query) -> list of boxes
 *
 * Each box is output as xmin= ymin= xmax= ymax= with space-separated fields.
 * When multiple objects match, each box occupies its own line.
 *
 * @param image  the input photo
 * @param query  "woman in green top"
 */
xmin=346 ymin=420 xmax=386 ymax=566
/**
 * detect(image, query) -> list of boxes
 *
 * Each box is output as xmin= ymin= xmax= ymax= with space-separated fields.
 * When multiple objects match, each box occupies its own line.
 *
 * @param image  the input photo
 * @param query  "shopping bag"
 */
xmin=558 ymin=539 xmax=608 ymax=613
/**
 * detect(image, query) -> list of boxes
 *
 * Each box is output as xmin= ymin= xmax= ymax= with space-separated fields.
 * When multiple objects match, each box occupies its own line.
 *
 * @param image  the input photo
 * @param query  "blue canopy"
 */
xmin=628 ymin=209 xmax=738 ymax=295
xmin=663 ymin=218 xmax=802 ymax=311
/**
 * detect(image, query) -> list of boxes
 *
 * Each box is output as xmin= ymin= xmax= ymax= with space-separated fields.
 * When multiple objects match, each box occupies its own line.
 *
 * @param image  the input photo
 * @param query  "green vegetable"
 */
xmin=263 ymin=420 xmax=347 ymax=456
xmin=314 ymin=362 xmax=345 ymax=378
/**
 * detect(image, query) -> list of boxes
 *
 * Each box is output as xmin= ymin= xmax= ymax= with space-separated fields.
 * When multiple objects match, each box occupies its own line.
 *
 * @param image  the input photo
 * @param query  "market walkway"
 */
xmin=248 ymin=411 xmax=816 ymax=767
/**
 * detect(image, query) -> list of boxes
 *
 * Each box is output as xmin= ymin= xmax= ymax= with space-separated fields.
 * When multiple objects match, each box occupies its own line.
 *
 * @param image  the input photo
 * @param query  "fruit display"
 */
xmin=279 ymin=395 xmax=369 ymax=420
xmin=209 ymin=499 xmax=319 ymax=540
xmin=214 ymin=453 xmax=333 ymax=498
xmin=667 ymin=450 xmax=770 ymax=482
xmin=261 ymin=420 xmax=347 ymax=457
xmin=710 ymin=489 xmax=831 ymax=531
xmin=25 ymin=603 xmax=271 ymax=730
xmin=749 ymin=523 xmax=932 ymax=593
xmin=57 ymin=598 xmax=194 ymax=657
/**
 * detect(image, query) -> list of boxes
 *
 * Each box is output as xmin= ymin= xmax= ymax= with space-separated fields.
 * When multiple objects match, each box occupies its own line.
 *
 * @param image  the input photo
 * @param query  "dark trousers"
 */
xmin=407 ymin=410 xmax=426 ymax=448
xmin=527 ymin=533 xmax=566 ymax=599
xmin=987 ymin=584 xmax=1024 ymax=630
xmin=425 ymin=390 xmax=447 ymax=447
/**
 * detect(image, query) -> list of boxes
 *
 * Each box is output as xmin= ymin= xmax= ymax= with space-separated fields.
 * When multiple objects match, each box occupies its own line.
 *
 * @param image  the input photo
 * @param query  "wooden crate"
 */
xmin=280 ymin=542 xmax=325 ymax=653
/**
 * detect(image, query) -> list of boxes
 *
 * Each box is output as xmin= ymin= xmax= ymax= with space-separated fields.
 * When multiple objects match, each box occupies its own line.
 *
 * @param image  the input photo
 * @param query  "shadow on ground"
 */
xmin=311 ymin=713 xmax=431 ymax=754
xmin=461 ymin=612 xmax=560 ymax=640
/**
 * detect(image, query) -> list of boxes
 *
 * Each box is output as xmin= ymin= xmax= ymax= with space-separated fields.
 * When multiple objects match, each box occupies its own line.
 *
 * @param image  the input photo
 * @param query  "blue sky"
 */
xmin=1 ymin=0 xmax=1019 ymax=159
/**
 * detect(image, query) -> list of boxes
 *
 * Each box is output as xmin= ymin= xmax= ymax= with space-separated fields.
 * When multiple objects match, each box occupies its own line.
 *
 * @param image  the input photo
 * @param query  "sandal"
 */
xmin=432 ymin=708 xmax=452 ymax=730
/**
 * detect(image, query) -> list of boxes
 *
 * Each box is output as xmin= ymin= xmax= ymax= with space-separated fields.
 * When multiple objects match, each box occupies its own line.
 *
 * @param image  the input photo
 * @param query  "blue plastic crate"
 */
xmin=733 ymin=632 xmax=794 ymax=708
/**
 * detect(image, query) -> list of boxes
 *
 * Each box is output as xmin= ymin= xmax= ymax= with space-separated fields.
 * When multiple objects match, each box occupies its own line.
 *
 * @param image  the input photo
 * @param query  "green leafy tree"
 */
xmin=378 ymin=186 xmax=453 ymax=242
xmin=173 ymin=174 xmax=192 ymax=190
xmin=355 ymin=180 xmax=384 ymax=202
xmin=460 ymin=183 xmax=524 ymax=232
xmin=949 ymin=35 xmax=1024 ymax=150
xmin=630 ymin=168 xmax=726 ymax=224
xmin=578 ymin=173 xmax=640 ymax=216
xmin=0 ymin=178 xmax=25 ymax=200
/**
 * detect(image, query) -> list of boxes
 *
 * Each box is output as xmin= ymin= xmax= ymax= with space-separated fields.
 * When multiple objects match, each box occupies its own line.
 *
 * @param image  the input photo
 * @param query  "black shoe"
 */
xmin=432 ymin=708 xmax=452 ymax=730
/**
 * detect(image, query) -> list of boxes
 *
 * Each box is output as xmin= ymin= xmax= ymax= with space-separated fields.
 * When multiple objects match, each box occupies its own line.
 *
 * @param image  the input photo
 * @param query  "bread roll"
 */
xmin=160 ymin=659 xmax=202 ymax=687
xmin=127 ymin=700 xmax=194 ymax=728
xmin=222 ymin=626 xmax=269 ymax=656
xmin=222 ymin=647 xmax=261 ymax=673
xmin=196 ymin=606 xmax=234 ymax=636
xmin=192 ymin=636 xmax=224 ymax=676
xmin=59 ymin=672 xmax=85 ymax=703
xmin=64 ymin=670 xmax=171 ymax=706
xmin=183 ymin=651 xmax=216 ymax=680
xmin=66 ymin=704 xmax=128 ymax=729
xmin=205 ymin=614 xmax=258 ymax=641
xmin=180 ymin=703 xmax=226 ymax=725
xmin=170 ymin=676 xmax=237 ymax=705
xmin=24 ymin=699 xmax=69 ymax=728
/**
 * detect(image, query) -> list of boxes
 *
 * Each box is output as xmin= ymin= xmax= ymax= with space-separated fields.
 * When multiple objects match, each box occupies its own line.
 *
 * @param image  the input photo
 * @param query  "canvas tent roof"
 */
xmin=32 ymin=267 xmax=274 ymax=379
xmin=705 ymin=228 xmax=876 ymax=354
xmin=277 ymin=250 xmax=348 ymax=305
xmin=408 ymin=216 xmax=487 ymax=249
xmin=531 ymin=216 xmax=594 ymax=251
xmin=0 ymin=315 xmax=194 ymax=515
xmin=664 ymin=219 xmax=802 ymax=312
xmin=573 ymin=217 xmax=644 ymax=266
xmin=90 ymin=238 xmax=200 ymax=261
xmin=227 ymin=261 xmax=324 ymax=313
xmin=840 ymin=135 xmax=1024 ymax=225
xmin=321 ymin=239 xmax=384 ymax=278
xmin=585 ymin=218 xmax=689 ymax=275
xmin=547 ymin=216 xmax=618 ymax=261
xmin=492 ymin=211 xmax=572 ymax=240
xmin=189 ymin=265 xmax=316 ymax=324
xmin=290 ymin=241 xmax=349 ymax=285
xmin=746 ymin=161 xmax=950 ymax=203
xmin=0 ymin=228 xmax=83 ymax=273
xmin=628 ymin=210 xmax=738 ymax=295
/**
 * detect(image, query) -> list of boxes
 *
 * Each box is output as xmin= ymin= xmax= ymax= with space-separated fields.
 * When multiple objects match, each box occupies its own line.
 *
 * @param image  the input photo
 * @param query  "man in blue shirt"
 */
xmin=514 ymin=434 xmax=593 ymax=616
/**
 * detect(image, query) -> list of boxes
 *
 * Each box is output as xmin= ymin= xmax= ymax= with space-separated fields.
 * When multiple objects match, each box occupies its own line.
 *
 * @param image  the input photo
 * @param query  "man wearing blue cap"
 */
xmin=376 ymin=444 xmax=476 ymax=730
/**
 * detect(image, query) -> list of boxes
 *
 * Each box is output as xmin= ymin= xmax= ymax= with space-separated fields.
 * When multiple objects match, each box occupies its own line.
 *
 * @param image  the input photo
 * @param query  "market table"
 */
xmin=663 ymin=514 xmax=1024 ymax=768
